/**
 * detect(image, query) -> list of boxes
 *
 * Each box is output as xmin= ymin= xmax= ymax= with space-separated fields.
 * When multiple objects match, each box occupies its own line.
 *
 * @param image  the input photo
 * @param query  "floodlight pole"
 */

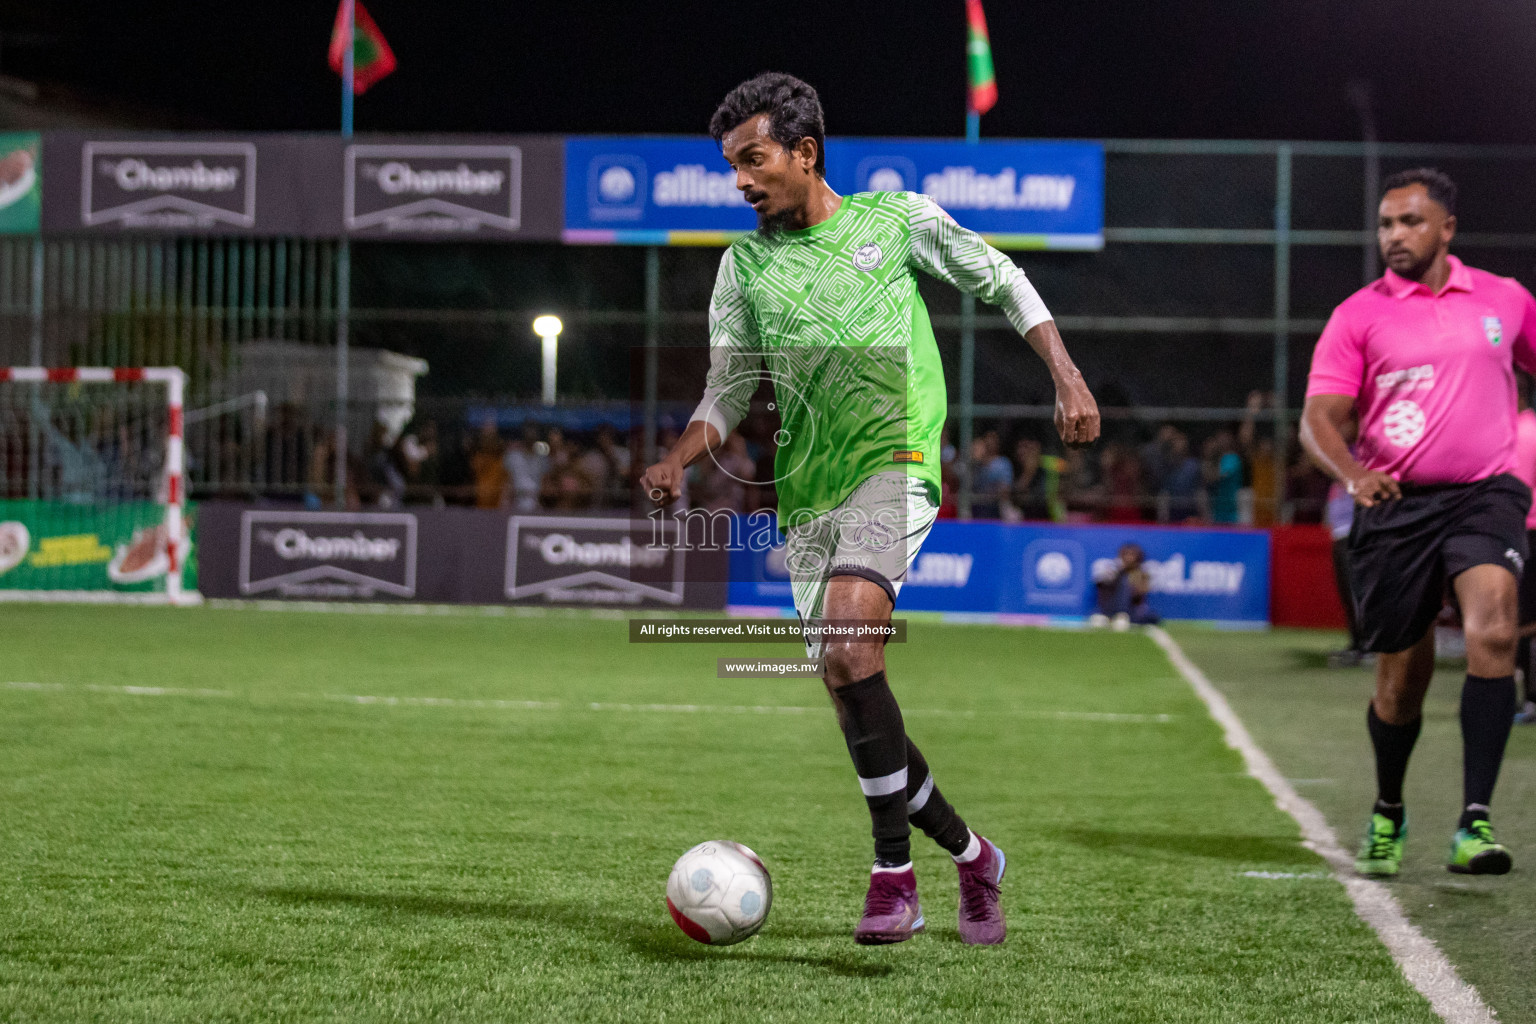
xmin=644 ymin=246 xmax=660 ymax=465
xmin=957 ymin=109 xmax=980 ymax=520
xmin=534 ymin=316 xmax=564 ymax=407
xmin=542 ymin=335 xmax=558 ymax=406
xmin=1272 ymin=145 xmax=1293 ymax=521
xmin=334 ymin=0 xmax=355 ymax=506
xmin=1348 ymin=80 xmax=1380 ymax=284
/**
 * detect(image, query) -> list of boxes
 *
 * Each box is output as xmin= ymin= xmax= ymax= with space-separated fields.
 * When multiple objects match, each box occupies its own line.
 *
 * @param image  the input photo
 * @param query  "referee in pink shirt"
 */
xmin=1302 ymin=168 xmax=1536 ymax=878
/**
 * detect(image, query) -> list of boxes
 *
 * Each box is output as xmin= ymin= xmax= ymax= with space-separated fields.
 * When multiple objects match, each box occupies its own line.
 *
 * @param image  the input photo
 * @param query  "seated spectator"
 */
xmin=1091 ymin=543 xmax=1160 ymax=628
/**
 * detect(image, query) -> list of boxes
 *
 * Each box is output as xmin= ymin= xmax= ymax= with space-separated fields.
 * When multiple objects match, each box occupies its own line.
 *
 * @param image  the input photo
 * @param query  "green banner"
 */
xmin=0 ymin=500 xmax=195 ymax=593
xmin=0 ymin=132 xmax=40 ymax=234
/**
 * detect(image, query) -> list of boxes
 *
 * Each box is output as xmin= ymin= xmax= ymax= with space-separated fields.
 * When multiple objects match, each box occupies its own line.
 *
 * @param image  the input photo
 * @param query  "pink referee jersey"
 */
xmin=1515 ymin=408 xmax=1536 ymax=529
xmin=1307 ymin=255 xmax=1536 ymax=484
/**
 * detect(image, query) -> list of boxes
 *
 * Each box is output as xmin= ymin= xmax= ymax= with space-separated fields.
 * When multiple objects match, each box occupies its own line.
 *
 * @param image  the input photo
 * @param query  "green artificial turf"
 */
xmin=1172 ymin=624 xmax=1536 ymax=1024
xmin=0 ymin=606 xmax=1435 ymax=1023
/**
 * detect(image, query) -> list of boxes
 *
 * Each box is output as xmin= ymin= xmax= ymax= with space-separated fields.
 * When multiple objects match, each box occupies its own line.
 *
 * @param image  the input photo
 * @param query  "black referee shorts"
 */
xmin=1348 ymin=473 xmax=1531 ymax=654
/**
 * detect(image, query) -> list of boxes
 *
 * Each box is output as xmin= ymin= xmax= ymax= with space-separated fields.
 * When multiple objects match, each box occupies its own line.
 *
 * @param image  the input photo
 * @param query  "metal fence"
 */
xmin=3 ymin=139 xmax=1536 ymax=520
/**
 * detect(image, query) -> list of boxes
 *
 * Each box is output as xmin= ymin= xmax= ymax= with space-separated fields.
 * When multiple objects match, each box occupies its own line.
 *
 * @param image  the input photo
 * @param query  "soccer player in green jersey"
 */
xmin=641 ymin=73 xmax=1100 ymax=945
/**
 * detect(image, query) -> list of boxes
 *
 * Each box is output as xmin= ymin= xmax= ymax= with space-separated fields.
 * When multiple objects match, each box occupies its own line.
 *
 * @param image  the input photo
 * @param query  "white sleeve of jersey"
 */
xmin=905 ymin=191 xmax=1053 ymax=336
xmin=689 ymin=246 xmax=762 ymax=441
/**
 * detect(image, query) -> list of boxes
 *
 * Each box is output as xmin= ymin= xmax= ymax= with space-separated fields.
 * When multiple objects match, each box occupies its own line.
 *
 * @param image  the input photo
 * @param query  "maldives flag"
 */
xmin=329 ymin=0 xmax=397 ymax=95
xmin=966 ymin=0 xmax=997 ymax=115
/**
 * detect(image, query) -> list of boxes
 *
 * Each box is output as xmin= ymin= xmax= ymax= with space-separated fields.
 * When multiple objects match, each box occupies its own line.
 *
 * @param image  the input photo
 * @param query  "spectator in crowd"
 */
xmin=1287 ymin=442 xmax=1332 ymax=523
xmin=1008 ymin=437 xmax=1049 ymax=520
xmin=400 ymin=419 xmax=441 ymax=505
xmin=503 ymin=422 xmax=548 ymax=513
xmin=577 ymin=423 xmax=633 ymax=508
xmin=1203 ymin=429 xmax=1243 ymax=524
xmin=535 ymin=429 xmax=591 ymax=509
xmin=970 ymin=429 xmax=1013 ymax=519
xmin=1061 ymin=447 xmax=1096 ymax=521
xmin=1102 ymin=442 xmax=1145 ymax=522
xmin=470 ymin=418 xmax=507 ymax=509
xmin=1090 ymin=543 xmax=1160 ymax=628
xmin=367 ymin=421 xmax=406 ymax=508
xmin=438 ymin=426 xmax=477 ymax=506
xmin=1239 ymin=391 xmax=1279 ymax=525
xmin=1156 ymin=427 xmax=1203 ymax=523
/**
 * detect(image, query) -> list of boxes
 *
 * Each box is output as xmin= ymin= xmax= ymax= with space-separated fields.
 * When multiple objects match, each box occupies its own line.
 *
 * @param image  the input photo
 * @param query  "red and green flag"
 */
xmin=329 ymin=0 xmax=397 ymax=95
xmin=965 ymin=0 xmax=997 ymax=115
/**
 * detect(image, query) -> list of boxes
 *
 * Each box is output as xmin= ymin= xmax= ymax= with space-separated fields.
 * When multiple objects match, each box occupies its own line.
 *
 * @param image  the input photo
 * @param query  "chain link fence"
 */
xmin=2 ymin=141 xmax=1534 ymax=520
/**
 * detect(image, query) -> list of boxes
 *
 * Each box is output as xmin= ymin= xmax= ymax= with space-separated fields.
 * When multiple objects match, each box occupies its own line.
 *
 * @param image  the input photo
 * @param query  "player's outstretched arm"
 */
xmin=905 ymin=192 xmax=1099 ymax=446
xmin=640 ymin=420 xmax=722 ymax=503
xmin=1300 ymin=393 xmax=1400 ymax=507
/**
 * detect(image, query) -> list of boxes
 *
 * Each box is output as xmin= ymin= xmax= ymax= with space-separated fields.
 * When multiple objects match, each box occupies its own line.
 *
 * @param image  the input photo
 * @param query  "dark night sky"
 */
xmin=3 ymin=1 xmax=1536 ymax=142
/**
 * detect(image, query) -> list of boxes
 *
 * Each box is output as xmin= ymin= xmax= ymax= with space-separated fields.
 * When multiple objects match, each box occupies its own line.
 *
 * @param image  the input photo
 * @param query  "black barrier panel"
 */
xmin=197 ymin=502 xmax=726 ymax=608
xmin=42 ymin=133 xmax=342 ymax=237
xmin=40 ymin=133 xmax=564 ymax=241
xmin=344 ymin=135 xmax=563 ymax=240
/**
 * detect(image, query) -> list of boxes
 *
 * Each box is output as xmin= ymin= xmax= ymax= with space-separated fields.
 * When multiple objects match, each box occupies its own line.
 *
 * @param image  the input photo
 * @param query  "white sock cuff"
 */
xmin=858 ymin=767 xmax=908 ymax=797
xmin=906 ymin=773 xmax=934 ymax=815
xmin=952 ymin=830 xmax=982 ymax=864
xmin=871 ymin=861 xmax=913 ymax=875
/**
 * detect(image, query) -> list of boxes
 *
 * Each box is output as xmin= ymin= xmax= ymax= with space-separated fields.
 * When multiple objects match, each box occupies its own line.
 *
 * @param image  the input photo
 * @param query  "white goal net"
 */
xmin=0 ymin=367 xmax=190 ymax=603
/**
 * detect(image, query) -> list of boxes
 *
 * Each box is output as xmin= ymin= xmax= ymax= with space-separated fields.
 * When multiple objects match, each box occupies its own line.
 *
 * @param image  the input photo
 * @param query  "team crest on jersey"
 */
xmin=1483 ymin=315 xmax=1503 ymax=346
xmin=852 ymin=242 xmax=884 ymax=272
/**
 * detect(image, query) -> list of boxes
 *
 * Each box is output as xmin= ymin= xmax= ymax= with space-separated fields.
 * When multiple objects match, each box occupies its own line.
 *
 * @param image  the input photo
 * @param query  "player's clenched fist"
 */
xmin=640 ymin=458 xmax=686 ymax=503
xmin=1055 ymin=378 xmax=1100 ymax=447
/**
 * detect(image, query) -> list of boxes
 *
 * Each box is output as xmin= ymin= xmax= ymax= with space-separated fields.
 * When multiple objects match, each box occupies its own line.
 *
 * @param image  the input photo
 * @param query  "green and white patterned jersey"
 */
xmin=690 ymin=190 xmax=1052 ymax=528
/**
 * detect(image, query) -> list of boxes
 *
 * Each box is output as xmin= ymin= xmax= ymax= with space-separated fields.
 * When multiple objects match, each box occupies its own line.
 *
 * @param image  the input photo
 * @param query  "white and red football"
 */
xmin=665 ymin=840 xmax=772 ymax=945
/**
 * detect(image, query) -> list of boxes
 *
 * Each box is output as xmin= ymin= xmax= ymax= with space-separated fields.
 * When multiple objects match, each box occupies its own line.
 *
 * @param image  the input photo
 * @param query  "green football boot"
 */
xmin=1447 ymin=819 xmax=1512 ymax=875
xmin=1355 ymin=812 xmax=1407 ymax=877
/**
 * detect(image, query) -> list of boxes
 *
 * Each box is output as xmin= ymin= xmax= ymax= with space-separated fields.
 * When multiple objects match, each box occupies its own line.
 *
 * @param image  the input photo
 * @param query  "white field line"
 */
xmin=4 ymin=680 xmax=1174 ymax=724
xmin=1241 ymin=870 xmax=1329 ymax=880
xmin=5 ymin=681 xmax=231 ymax=698
xmin=1148 ymin=627 xmax=1495 ymax=1024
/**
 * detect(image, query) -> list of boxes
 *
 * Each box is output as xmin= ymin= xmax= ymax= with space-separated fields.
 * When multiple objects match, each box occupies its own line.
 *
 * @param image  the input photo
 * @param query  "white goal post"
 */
xmin=0 ymin=366 xmax=192 ymax=605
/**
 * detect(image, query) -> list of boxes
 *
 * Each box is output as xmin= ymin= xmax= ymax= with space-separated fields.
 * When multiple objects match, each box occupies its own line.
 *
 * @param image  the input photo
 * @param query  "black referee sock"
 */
xmin=903 ymin=737 xmax=972 ymax=857
xmin=1367 ymin=701 xmax=1421 ymax=806
xmin=835 ymin=671 xmax=911 ymax=868
xmin=1461 ymin=674 xmax=1517 ymax=809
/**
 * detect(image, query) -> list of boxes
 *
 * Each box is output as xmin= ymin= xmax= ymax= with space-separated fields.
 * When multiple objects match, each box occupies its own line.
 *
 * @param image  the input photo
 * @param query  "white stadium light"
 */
xmin=533 ymin=315 xmax=564 ymax=406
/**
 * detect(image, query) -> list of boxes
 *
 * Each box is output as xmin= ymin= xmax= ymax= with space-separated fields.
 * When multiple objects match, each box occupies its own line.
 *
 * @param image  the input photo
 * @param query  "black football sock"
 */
xmin=1367 ymin=701 xmax=1421 ymax=807
xmin=835 ymin=671 xmax=911 ymax=868
xmin=903 ymin=737 xmax=972 ymax=858
xmin=1461 ymin=674 xmax=1517 ymax=811
xmin=1373 ymin=799 xmax=1405 ymax=829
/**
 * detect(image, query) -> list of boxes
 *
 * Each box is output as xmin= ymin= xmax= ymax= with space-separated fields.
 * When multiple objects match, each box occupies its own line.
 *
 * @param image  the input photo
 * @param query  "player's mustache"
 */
xmin=744 ymin=190 xmax=769 ymax=205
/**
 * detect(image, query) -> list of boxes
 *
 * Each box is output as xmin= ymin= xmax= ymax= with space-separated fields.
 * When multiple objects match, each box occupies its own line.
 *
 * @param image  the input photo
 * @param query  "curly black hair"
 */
xmin=709 ymin=72 xmax=826 ymax=177
xmin=1381 ymin=167 xmax=1457 ymax=217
